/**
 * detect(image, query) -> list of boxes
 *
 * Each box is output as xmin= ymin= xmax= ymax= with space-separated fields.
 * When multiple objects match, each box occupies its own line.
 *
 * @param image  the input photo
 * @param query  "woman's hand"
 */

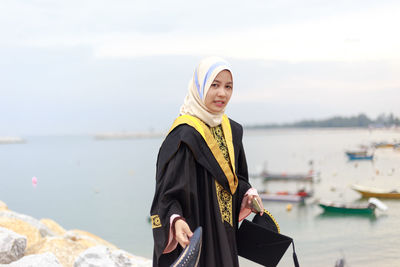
xmin=247 ymin=194 xmax=264 ymax=215
xmin=174 ymin=219 xmax=193 ymax=249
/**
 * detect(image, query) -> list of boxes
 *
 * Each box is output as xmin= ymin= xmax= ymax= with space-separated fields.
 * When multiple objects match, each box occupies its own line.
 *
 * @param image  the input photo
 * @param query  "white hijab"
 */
xmin=179 ymin=57 xmax=232 ymax=127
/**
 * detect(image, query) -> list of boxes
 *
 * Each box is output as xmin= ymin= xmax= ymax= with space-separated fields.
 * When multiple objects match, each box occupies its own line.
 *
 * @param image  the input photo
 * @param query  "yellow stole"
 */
xmin=169 ymin=114 xmax=238 ymax=194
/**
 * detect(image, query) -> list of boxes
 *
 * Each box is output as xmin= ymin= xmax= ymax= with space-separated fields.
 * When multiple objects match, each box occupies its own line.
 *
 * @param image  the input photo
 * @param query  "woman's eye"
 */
xmin=211 ymin=83 xmax=218 ymax=88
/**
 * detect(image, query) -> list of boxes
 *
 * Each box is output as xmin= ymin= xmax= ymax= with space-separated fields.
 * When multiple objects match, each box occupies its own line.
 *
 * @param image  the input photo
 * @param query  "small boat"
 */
xmin=335 ymin=258 xmax=346 ymax=267
xmin=259 ymin=160 xmax=316 ymax=182
xmin=351 ymin=184 xmax=400 ymax=199
xmin=318 ymin=198 xmax=387 ymax=214
xmin=345 ymin=150 xmax=368 ymax=156
xmin=259 ymin=189 xmax=312 ymax=203
xmin=262 ymin=171 xmax=314 ymax=182
xmin=372 ymin=141 xmax=399 ymax=148
xmin=345 ymin=150 xmax=374 ymax=160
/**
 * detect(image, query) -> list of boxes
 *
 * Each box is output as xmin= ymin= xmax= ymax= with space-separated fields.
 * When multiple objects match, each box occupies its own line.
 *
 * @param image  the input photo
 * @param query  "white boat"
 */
xmin=259 ymin=190 xmax=312 ymax=203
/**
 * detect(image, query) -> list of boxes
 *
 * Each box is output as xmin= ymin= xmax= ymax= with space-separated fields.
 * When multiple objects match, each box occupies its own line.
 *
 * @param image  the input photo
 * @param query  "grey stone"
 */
xmin=110 ymin=250 xmax=132 ymax=267
xmin=0 ymin=211 xmax=54 ymax=237
xmin=111 ymin=249 xmax=152 ymax=267
xmin=0 ymin=227 xmax=26 ymax=264
xmin=0 ymin=252 xmax=62 ymax=267
xmin=74 ymin=246 xmax=117 ymax=267
xmin=74 ymin=246 xmax=152 ymax=267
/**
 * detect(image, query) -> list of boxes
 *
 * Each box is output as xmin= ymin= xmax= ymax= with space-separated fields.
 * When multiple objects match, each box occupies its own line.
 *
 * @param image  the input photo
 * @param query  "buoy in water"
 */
xmin=286 ymin=204 xmax=293 ymax=211
xmin=32 ymin=176 xmax=37 ymax=188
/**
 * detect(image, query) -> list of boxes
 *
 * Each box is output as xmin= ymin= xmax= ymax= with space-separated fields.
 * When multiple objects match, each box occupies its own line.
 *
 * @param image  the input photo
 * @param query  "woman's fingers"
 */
xmin=248 ymin=195 xmax=264 ymax=215
xmin=256 ymin=195 xmax=264 ymax=215
xmin=247 ymin=194 xmax=253 ymax=205
xmin=183 ymin=224 xmax=193 ymax=239
xmin=177 ymin=232 xmax=190 ymax=248
xmin=175 ymin=220 xmax=193 ymax=248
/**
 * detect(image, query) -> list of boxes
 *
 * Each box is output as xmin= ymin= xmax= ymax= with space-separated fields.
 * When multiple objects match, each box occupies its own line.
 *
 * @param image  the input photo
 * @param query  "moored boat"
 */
xmin=318 ymin=198 xmax=387 ymax=214
xmin=351 ymin=184 xmax=400 ymax=199
xmin=319 ymin=202 xmax=374 ymax=214
xmin=262 ymin=171 xmax=314 ymax=182
xmin=373 ymin=142 xmax=397 ymax=149
xmin=259 ymin=160 xmax=316 ymax=182
xmin=259 ymin=189 xmax=312 ymax=203
xmin=345 ymin=151 xmax=374 ymax=160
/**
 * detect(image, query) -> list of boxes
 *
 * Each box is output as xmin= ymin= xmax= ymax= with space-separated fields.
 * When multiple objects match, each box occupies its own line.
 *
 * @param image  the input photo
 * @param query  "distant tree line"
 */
xmin=246 ymin=113 xmax=400 ymax=129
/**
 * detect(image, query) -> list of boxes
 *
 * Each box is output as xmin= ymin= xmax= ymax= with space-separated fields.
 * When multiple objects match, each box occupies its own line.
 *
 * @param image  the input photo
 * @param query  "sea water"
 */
xmin=1 ymin=128 xmax=399 ymax=266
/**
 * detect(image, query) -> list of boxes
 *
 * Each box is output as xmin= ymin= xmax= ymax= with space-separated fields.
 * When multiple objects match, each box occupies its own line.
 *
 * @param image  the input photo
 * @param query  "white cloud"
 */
xmin=118 ymin=3 xmax=400 ymax=62
xmin=2 ymin=1 xmax=400 ymax=62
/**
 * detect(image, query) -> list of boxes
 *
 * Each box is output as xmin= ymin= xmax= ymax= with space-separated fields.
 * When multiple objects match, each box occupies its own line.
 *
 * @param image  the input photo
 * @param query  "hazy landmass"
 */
xmin=246 ymin=113 xmax=400 ymax=129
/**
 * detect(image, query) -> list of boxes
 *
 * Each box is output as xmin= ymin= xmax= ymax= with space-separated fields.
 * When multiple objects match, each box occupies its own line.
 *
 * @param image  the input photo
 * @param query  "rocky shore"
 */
xmin=0 ymin=200 xmax=152 ymax=267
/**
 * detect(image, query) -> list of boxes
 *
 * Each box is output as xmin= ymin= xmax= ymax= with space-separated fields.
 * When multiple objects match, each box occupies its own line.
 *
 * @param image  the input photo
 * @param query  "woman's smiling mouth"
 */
xmin=214 ymin=100 xmax=225 ymax=107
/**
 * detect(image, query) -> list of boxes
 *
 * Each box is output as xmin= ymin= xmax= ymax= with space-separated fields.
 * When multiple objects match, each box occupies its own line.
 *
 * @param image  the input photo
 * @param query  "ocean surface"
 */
xmin=1 ymin=128 xmax=400 ymax=266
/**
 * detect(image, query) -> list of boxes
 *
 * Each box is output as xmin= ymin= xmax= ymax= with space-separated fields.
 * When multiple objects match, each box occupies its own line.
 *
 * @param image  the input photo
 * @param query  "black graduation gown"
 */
xmin=150 ymin=117 xmax=252 ymax=267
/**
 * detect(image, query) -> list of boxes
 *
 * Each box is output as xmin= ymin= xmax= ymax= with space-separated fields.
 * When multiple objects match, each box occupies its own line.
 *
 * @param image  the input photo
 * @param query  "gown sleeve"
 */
xmin=150 ymin=142 xmax=196 ymax=264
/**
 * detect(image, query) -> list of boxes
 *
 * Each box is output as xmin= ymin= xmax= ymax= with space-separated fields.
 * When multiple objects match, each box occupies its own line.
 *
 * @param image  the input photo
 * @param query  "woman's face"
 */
xmin=204 ymin=70 xmax=233 ymax=114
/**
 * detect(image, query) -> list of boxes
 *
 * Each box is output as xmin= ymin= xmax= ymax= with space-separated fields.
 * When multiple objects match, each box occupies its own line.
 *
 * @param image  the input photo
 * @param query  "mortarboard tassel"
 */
xmin=292 ymin=241 xmax=300 ymax=267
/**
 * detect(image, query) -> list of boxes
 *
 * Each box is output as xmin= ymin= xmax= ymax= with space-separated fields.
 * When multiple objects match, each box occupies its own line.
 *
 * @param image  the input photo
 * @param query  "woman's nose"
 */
xmin=216 ymin=87 xmax=226 ymax=96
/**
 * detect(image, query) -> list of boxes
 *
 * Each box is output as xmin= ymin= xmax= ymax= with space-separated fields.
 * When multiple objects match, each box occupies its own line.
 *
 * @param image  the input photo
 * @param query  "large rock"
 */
xmin=67 ymin=230 xmax=117 ymax=249
xmin=0 ymin=227 xmax=26 ymax=264
xmin=0 ymin=205 xmax=152 ymax=267
xmin=0 ymin=217 xmax=42 ymax=249
xmin=0 ymin=252 xmax=62 ymax=267
xmin=25 ymin=230 xmax=118 ymax=266
xmin=74 ymin=245 xmax=152 ymax=267
xmin=40 ymin=218 xmax=67 ymax=236
xmin=0 ymin=202 xmax=7 ymax=211
xmin=25 ymin=236 xmax=91 ymax=267
xmin=110 ymin=249 xmax=152 ymax=267
xmin=0 ymin=211 xmax=54 ymax=238
xmin=74 ymin=246 xmax=117 ymax=267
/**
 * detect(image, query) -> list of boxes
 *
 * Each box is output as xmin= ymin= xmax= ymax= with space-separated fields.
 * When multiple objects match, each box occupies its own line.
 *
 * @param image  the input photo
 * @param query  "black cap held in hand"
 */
xmin=237 ymin=212 xmax=299 ymax=267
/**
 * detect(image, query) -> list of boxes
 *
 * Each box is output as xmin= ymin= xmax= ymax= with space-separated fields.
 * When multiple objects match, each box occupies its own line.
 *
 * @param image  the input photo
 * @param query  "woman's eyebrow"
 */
xmin=213 ymin=79 xmax=232 ymax=84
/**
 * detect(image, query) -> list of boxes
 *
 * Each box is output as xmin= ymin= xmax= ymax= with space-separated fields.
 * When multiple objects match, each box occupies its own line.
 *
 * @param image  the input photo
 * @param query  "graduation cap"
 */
xmin=237 ymin=210 xmax=300 ymax=267
xmin=171 ymin=226 xmax=202 ymax=267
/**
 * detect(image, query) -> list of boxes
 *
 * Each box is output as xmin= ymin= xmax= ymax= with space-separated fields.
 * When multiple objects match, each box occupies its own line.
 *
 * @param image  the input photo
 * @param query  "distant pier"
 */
xmin=0 ymin=137 xmax=25 ymax=144
xmin=94 ymin=132 xmax=165 ymax=140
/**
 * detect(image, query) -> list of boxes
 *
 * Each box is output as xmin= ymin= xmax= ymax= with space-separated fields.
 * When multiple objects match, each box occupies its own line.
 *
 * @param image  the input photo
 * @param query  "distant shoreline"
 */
xmin=244 ymin=113 xmax=400 ymax=129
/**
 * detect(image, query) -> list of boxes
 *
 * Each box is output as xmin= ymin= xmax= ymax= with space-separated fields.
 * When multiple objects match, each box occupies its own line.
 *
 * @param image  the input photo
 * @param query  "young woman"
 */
xmin=150 ymin=57 xmax=263 ymax=267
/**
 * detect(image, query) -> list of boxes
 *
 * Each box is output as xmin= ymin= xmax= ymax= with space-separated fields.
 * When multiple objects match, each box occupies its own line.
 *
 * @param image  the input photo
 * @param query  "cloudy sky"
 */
xmin=1 ymin=0 xmax=399 ymax=135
